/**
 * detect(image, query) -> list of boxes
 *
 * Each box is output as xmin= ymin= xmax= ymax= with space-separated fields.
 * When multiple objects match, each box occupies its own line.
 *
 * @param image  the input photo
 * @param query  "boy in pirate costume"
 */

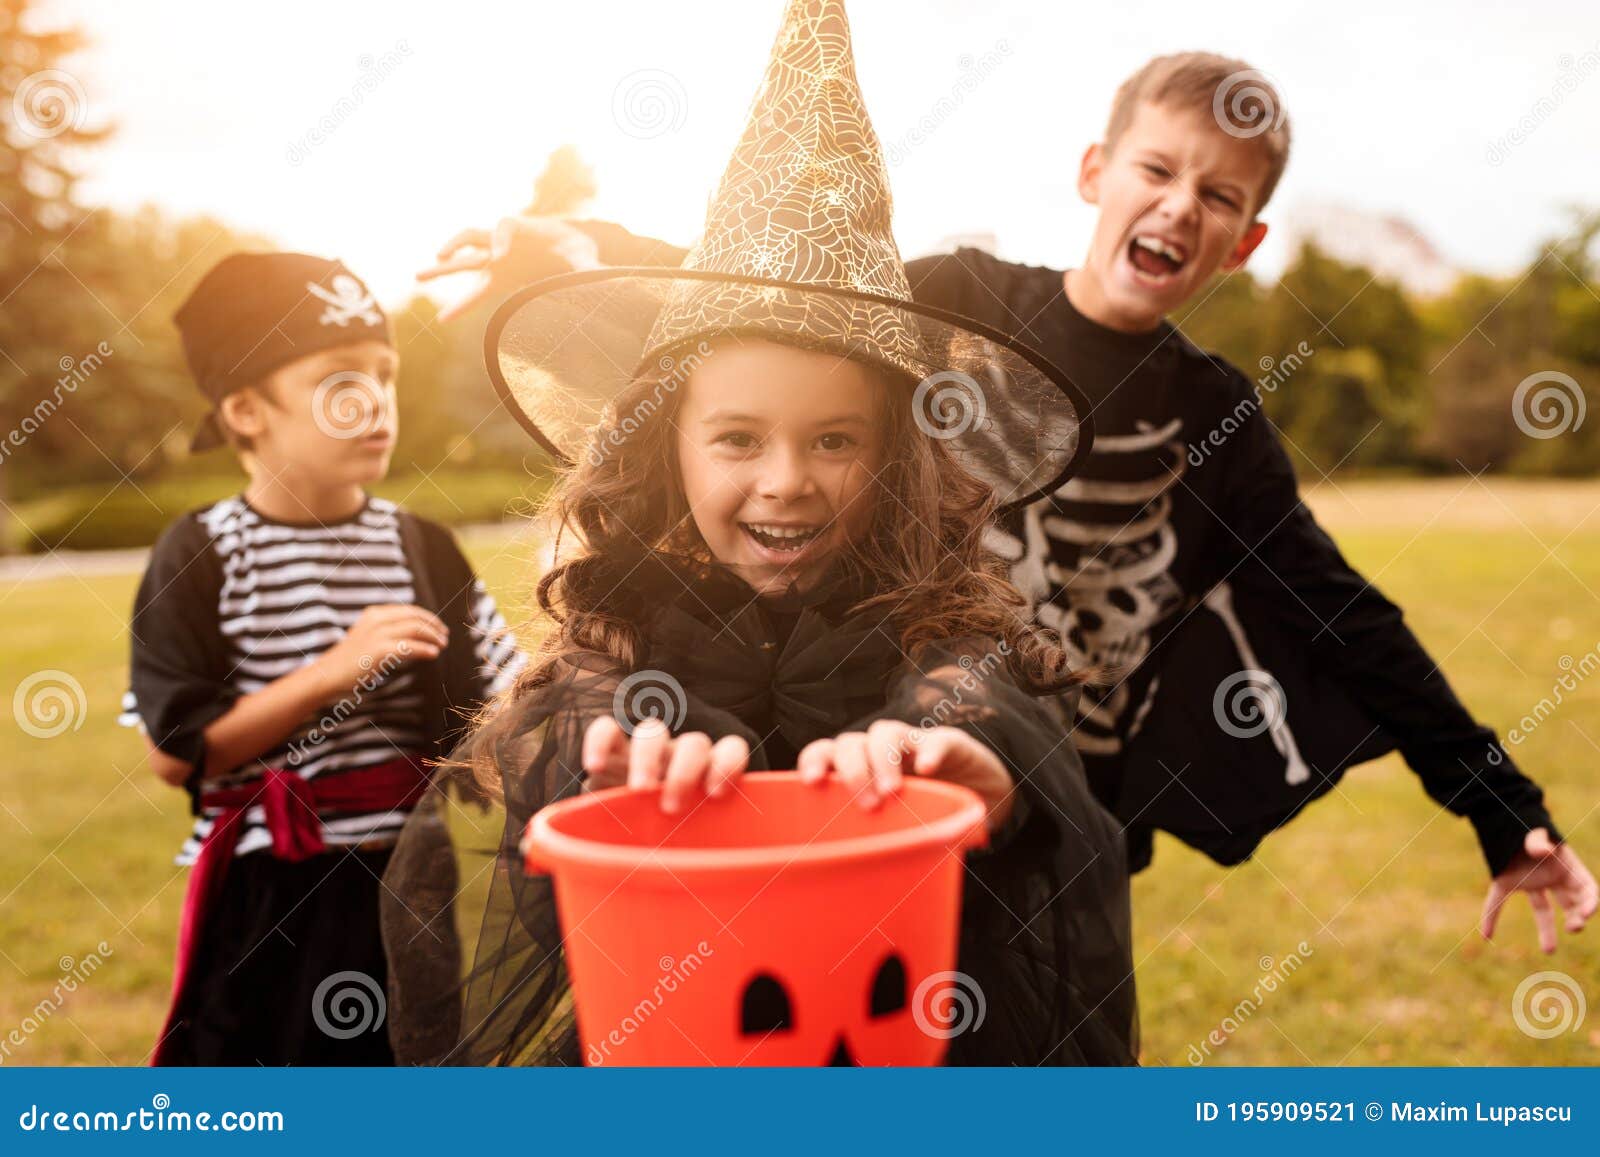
xmin=120 ymin=252 xmax=525 ymax=1065
xmin=425 ymin=58 xmax=1596 ymax=946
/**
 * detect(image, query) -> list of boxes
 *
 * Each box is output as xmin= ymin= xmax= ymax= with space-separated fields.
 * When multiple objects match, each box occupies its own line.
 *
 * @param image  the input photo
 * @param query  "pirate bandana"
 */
xmin=174 ymin=251 xmax=393 ymax=451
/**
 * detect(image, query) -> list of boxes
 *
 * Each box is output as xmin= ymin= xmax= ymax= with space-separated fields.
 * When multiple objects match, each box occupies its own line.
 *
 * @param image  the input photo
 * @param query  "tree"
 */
xmin=1419 ymin=209 xmax=1600 ymax=476
xmin=1178 ymin=244 xmax=1432 ymax=474
xmin=0 ymin=0 xmax=111 ymax=546
xmin=525 ymin=144 xmax=597 ymax=217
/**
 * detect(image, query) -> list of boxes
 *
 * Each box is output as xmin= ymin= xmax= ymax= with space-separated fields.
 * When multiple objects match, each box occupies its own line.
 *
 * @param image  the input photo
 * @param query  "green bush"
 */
xmin=10 ymin=469 xmax=549 ymax=554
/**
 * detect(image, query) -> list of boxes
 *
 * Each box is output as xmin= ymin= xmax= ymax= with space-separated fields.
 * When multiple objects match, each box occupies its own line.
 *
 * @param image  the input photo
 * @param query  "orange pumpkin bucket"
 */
xmin=521 ymin=772 xmax=988 ymax=1066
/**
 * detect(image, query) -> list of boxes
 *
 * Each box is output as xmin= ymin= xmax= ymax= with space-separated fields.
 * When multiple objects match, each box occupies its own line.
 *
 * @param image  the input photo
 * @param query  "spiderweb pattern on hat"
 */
xmin=485 ymin=0 xmax=1093 ymax=511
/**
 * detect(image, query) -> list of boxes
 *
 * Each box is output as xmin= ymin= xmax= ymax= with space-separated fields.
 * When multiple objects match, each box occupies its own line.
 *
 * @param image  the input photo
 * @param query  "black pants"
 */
xmin=161 ymin=846 xmax=396 ymax=1066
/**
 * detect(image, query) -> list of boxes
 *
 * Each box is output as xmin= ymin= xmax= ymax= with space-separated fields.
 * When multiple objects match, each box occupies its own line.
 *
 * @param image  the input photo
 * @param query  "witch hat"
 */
xmin=485 ymin=0 xmax=1091 ymax=510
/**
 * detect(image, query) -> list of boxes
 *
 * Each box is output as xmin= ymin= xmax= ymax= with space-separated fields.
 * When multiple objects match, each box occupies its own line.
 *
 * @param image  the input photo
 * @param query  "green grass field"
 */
xmin=1 ymin=479 xmax=1596 ymax=1066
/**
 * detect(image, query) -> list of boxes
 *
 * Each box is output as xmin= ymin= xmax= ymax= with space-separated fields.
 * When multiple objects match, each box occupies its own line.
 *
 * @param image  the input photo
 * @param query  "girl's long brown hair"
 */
xmin=469 ymin=338 xmax=1085 ymax=797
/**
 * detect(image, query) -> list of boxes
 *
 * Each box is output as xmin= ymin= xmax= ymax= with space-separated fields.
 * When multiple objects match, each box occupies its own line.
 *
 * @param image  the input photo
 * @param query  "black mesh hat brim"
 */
xmin=484 ymin=266 xmax=1094 ymax=513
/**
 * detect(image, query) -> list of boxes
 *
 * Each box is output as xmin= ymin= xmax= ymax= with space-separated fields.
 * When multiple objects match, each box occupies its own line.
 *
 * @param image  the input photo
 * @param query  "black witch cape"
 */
xmin=379 ymin=554 xmax=1138 ymax=1066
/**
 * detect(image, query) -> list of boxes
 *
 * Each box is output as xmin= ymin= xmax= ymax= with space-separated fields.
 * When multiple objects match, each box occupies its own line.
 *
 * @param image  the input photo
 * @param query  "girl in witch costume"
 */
xmin=379 ymin=0 xmax=1136 ymax=1066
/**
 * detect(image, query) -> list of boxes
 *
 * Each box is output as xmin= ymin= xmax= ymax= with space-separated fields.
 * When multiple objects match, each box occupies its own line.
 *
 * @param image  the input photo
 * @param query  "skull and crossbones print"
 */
xmin=306 ymin=274 xmax=382 ymax=327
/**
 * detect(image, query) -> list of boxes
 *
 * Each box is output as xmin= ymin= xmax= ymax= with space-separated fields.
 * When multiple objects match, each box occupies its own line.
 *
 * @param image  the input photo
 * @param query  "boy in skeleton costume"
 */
xmin=425 ymin=55 xmax=1596 ymax=946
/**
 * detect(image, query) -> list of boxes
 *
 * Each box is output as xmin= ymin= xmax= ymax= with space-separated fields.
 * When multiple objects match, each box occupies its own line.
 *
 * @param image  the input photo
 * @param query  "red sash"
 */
xmin=150 ymin=754 xmax=430 ymax=1066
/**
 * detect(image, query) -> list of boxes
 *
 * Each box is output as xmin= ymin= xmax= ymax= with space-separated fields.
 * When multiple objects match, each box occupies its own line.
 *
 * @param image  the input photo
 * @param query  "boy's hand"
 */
xmin=797 ymin=721 xmax=1016 ymax=833
xmin=311 ymin=604 xmax=449 ymax=700
xmin=420 ymin=217 xmax=601 ymax=322
xmin=1481 ymin=828 xmax=1599 ymax=953
xmin=581 ymin=716 xmax=749 ymax=814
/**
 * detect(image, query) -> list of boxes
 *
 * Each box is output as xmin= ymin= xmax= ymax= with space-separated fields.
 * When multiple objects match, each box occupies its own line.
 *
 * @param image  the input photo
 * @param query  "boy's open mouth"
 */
xmin=1126 ymin=234 xmax=1189 ymax=280
xmin=741 ymin=521 xmax=825 ymax=554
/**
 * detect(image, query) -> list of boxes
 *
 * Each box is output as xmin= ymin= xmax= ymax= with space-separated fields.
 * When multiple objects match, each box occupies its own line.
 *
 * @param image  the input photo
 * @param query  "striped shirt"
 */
xmin=121 ymin=494 xmax=524 ymax=865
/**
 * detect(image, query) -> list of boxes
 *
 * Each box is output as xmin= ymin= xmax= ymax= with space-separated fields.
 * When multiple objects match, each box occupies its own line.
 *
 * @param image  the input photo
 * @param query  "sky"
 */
xmin=42 ymin=0 xmax=1600 ymax=306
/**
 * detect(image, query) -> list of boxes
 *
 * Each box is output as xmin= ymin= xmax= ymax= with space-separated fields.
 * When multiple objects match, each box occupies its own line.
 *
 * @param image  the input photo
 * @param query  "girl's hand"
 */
xmin=796 ymin=721 xmax=1016 ymax=833
xmin=580 ymin=716 xmax=750 ymax=814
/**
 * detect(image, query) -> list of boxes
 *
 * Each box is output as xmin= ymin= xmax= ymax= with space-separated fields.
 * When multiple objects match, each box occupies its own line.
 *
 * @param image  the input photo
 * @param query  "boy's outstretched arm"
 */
xmin=418 ymin=217 xmax=978 ymax=319
xmin=1216 ymin=384 xmax=1597 ymax=950
xmin=420 ymin=218 xmax=678 ymax=320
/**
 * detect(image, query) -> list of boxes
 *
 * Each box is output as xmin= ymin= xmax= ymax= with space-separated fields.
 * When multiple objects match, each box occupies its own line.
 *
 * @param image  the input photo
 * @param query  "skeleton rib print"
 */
xmin=989 ymin=417 xmax=1188 ymax=756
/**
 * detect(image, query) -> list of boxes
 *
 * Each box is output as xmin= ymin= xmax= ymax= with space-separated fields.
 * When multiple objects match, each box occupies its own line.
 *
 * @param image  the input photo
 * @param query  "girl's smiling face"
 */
xmin=675 ymin=339 xmax=885 ymax=598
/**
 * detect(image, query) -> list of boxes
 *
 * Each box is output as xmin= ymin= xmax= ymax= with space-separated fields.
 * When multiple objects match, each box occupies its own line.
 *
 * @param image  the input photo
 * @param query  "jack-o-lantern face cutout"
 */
xmin=740 ymin=973 xmax=793 ymax=1034
xmin=868 ymin=954 xmax=908 ymax=1017
xmin=739 ymin=951 xmax=912 ymax=1066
